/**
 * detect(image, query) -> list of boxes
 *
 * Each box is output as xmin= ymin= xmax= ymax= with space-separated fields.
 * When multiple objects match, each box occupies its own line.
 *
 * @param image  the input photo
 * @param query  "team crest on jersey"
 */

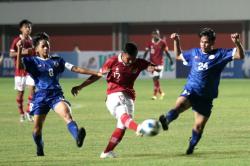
xmin=54 ymin=61 xmax=59 ymax=67
xmin=209 ymin=55 xmax=215 ymax=60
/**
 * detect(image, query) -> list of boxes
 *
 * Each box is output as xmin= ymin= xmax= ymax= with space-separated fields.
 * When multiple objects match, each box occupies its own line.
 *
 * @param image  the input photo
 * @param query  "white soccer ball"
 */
xmin=140 ymin=119 xmax=161 ymax=136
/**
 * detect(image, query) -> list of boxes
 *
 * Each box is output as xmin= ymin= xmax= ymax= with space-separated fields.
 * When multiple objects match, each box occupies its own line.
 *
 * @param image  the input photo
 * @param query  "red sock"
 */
xmin=120 ymin=113 xmax=138 ymax=131
xmin=16 ymin=97 xmax=24 ymax=115
xmin=26 ymin=95 xmax=33 ymax=113
xmin=104 ymin=128 xmax=125 ymax=153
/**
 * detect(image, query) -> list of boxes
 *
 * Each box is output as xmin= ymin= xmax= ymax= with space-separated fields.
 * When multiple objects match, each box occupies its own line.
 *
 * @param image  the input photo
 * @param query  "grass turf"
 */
xmin=0 ymin=78 xmax=250 ymax=166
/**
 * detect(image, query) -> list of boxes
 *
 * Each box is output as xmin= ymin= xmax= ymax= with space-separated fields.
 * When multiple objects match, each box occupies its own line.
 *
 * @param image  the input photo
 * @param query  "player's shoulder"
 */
xmin=106 ymin=55 xmax=119 ymax=63
xmin=136 ymin=58 xmax=150 ymax=64
xmin=49 ymin=54 xmax=63 ymax=60
xmin=11 ymin=36 xmax=21 ymax=45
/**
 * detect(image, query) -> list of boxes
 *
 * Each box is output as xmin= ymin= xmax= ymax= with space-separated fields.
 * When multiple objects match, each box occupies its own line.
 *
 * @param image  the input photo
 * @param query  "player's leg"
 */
xmin=186 ymin=112 xmax=209 ymax=155
xmin=33 ymin=114 xmax=46 ymax=156
xmin=100 ymin=127 xmax=126 ymax=159
xmin=152 ymin=76 xmax=158 ymax=100
xmin=54 ymin=101 xmax=86 ymax=148
xmin=158 ymin=68 xmax=165 ymax=100
xmin=186 ymin=97 xmax=212 ymax=154
xmin=159 ymin=96 xmax=191 ymax=130
xmin=15 ymin=76 xmax=26 ymax=122
xmin=25 ymin=75 xmax=35 ymax=121
xmin=101 ymin=92 xmax=138 ymax=158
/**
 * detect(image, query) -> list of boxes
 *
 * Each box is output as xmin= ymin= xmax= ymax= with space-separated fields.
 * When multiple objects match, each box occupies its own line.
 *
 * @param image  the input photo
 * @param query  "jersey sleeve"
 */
xmin=22 ymin=57 xmax=37 ymax=77
xmin=58 ymin=58 xmax=66 ymax=73
xmin=145 ymin=42 xmax=150 ymax=51
xmin=100 ymin=57 xmax=114 ymax=74
xmin=10 ymin=38 xmax=19 ymax=52
xmin=181 ymin=48 xmax=194 ymax=66
xmin=221 ymin=48 xmax=235 ymax=63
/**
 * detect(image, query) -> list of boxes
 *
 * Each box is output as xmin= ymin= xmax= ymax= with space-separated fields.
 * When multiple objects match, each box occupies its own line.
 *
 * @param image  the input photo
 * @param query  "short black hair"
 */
xmin=19 ymin=19 xmax=32 ymax=28
xmin=123 ymin=42 xmax=138 ymax=57
xmin=152 ymin=29 xmax=160 ymax=35
xmin=32 ymin=32 xmax=50 ymax=47
xmin=199 ymin=27 xmax=216 ymax=42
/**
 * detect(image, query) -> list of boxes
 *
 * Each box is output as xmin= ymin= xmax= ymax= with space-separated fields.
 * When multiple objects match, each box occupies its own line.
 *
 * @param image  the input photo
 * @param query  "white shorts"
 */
xmin=106 ymin=92 xmax=134 ymax=129
xmin=150 ymin=65 xmax=164 ymax=78
xmin=14 ymin=75 xmax=35 ymax=91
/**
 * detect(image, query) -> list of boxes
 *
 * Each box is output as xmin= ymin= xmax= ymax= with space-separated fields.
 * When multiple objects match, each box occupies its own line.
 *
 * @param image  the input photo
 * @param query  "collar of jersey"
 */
xmin=36 ymin=56 xmax=49 ymax=61
xmin=19 ymin=34 xmax=32 ymax=40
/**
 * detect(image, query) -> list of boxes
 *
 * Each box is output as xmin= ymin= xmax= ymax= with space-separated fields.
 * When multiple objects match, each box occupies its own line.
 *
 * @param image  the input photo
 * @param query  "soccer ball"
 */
xmin=140 ymin=119 xmax=161 ymax=136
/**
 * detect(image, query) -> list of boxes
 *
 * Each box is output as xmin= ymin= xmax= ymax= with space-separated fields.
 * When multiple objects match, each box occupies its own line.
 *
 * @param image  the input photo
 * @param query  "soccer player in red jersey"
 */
xmin=9 ymin=19 xmax=35 ymax=122
xmin=143 ymin=29 xmax=173 ymax=100
xmin=71 ymin=42 xmax=161 ymax=158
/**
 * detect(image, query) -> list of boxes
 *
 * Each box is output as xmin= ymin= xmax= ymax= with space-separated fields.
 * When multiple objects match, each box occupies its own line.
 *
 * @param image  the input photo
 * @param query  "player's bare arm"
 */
xmin=71 ymin=75 xmax=101 ymax=96
xmin=71 ymin=66 xmax=102 ymax=77
xmin=164 ymin=50 xmax=174 ymax=65
xmin=231 ymin=33 xmax=245 ymax=60
xmin=170 ymin=33 xmax=182 ymax=60
xmin=143 ymin=48 xmax=149 ymax=59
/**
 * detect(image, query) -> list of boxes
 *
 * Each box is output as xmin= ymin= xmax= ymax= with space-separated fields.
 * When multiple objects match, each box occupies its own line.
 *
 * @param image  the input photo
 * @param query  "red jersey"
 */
xmin=146 ymin=39 xmax=168 ymax=65
xmin=10 ymin=35 xmax=33 ymax=76
xmin=100 ymin=54 xmax=150 ymax=100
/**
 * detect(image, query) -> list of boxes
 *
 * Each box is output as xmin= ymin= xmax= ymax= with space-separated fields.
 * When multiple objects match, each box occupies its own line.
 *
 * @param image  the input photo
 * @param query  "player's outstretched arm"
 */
xmin=231 ymin=33 xmax=245 ymax=60
xmin=165 ymin=50 xmax=174 ymax=65
xmin=71 ymin=66 xmax=102 ymax=77
xmin=71 ymin=75 xmax=101 ymax=96
xmin=170 ymin=33 xmax=182 ymax=61
xmin=143 ymin=49 xmax=149 ymax=59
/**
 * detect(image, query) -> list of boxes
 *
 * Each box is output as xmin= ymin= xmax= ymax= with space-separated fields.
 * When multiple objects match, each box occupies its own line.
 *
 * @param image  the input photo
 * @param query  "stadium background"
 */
xmin=0 ymin=0 xmax=250 ymax=78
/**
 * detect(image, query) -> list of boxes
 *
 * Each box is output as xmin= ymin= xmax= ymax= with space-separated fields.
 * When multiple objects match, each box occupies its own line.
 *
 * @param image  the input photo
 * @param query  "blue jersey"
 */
xmin=22 ymin=55 xmax=65 ymax=90
xmin=181 ymin=48 xmax=236 ymax=99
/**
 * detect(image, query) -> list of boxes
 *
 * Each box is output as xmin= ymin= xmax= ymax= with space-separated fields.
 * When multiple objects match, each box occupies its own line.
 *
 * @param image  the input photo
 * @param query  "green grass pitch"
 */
xmin=0 ymin=78 xmax=250 ymax=166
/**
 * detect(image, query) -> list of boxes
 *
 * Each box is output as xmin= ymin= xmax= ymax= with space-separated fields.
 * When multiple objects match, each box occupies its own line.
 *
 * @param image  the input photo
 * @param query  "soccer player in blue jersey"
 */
xmin=16 ymin=32 xmax=102 ymax=156
xmin=159 ymin=28 xmax=245 ymax=155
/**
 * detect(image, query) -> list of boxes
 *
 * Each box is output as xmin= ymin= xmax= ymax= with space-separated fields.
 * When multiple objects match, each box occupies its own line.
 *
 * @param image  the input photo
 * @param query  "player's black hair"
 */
xmin=199 ymin=27 xmax=216 ymax=42
xmin=123 ymin=42 xmax=138 ymax=57
xmin=19 ymin=19 xmax=32 ymax=28
xmin=152 ymin=29 xmax=160 ymax=35
xmin=32 ymin=32 xmax=50 ymax=48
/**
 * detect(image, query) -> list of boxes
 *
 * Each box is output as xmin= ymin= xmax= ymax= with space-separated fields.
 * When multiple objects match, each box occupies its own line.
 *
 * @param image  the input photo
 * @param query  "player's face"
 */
xmin=152 ymin=33 xmax=160 ymax=42
xmin=20 ymin=24 xmax=32 ymax=37
xmin=36 ymin=40 xmax=50 ymax=58
xmin=122 ymin=53 xmax=136 ymax=65
xmin=200 ymin=36 xmax=214 ymax=53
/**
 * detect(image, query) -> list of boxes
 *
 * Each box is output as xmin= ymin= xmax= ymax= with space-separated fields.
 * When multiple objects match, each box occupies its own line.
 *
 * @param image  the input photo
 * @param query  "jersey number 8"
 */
xmin=48 ymin=68 xmax=54 ymax=77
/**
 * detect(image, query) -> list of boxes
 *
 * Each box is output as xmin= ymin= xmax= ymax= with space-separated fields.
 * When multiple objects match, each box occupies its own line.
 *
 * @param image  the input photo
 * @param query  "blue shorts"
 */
xmin=30 ymin=90 xmax=70 ymax=115
xmin=180 ymin=89 xmax=213 ymax=117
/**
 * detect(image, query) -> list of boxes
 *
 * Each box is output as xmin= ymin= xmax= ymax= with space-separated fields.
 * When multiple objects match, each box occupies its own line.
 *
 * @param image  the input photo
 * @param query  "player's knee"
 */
xmin=33 ymin=125 xmax=42 ymax=135
xmin=193 ymin=124 xmax=205 ymax=132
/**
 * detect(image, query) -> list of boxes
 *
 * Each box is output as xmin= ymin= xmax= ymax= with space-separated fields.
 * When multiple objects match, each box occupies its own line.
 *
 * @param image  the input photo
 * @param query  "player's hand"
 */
xmin=231 ymin=33 xmax=240 ymax=44
xmin=97 ymin=72 xmax=103 ymax=77
xmin=71 ymin=86 xmax=82 ymax=96
xmin=170 ymin=33 xmax=180 ymax=40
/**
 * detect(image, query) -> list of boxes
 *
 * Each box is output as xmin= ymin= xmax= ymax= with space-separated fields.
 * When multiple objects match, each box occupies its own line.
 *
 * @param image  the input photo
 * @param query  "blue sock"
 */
xmin=32 ymin=133 xmax=44 ymax=151
xmin=67 ymin=121 xmax=78 ymax=140
xmin=166 ymin=109 xmax=179 ymax=123
xmin=190 ymin=129 xmax=202 ymax=147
